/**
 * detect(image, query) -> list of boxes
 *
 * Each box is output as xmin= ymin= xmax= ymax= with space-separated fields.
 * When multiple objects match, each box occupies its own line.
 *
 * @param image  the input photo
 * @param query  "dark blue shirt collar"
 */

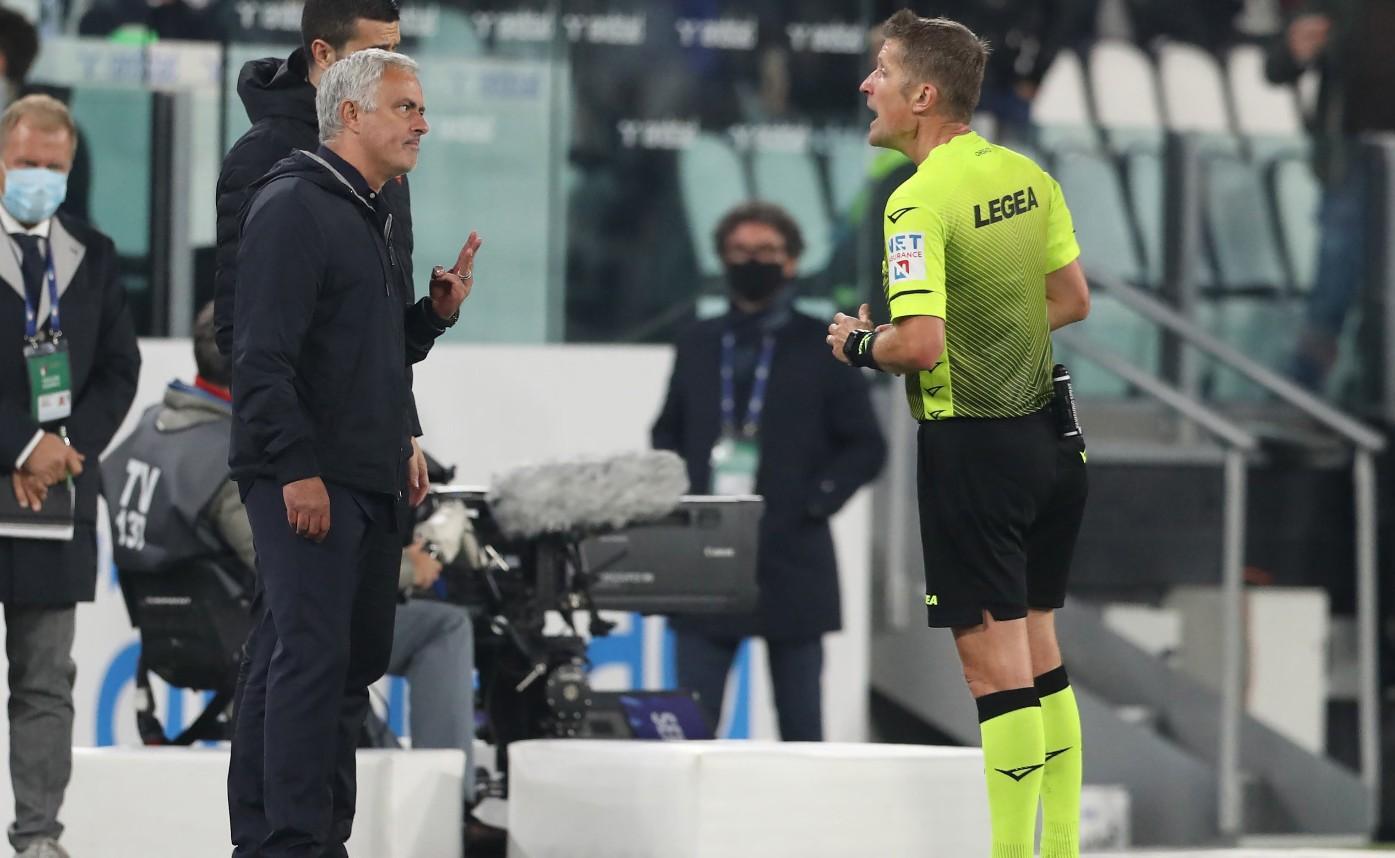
xmin=314 ymin=144 xmax=377 ymax=201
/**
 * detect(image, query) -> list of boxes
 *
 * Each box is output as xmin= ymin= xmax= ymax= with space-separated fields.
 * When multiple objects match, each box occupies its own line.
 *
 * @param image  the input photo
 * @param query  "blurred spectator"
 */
xmin=78 ymin=0 xmax=226 ymax=42
xmin=0 ymin=8 xmax=90 ymax=223
xmin=0 ymin=8 xmax=39 ymax=110
xmin=1266 ymin=1 xmax=1395 ymax=389
xmin=876 ymin=1 xmax=1098 ymax=139
xmin=1124 ymin=0 xmax=1246 ymax=50
xmin=652 ymin=201 xmax=886 ymax=740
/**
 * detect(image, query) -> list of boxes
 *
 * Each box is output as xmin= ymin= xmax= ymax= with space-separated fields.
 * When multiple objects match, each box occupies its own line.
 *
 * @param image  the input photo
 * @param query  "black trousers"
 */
xmin=673 ymin=630 xmax=824 ymax=741
xmin=227 ymin=480 xmax=399 ymax=858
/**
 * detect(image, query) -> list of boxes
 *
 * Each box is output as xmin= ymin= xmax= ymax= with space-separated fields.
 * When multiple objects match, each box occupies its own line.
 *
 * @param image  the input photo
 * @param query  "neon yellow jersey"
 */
xmin=882 ymin=131 xmax=1080 ymax=421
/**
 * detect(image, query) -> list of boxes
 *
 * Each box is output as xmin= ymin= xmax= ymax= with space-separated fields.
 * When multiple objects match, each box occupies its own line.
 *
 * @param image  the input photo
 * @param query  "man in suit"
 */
xmin=652 ymin=201 xmax=886 ymax=740
xmin=0 ymin=94 xmax=141 ymax=858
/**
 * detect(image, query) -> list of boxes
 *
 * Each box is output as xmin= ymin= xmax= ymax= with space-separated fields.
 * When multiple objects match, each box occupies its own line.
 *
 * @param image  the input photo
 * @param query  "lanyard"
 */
xmin=9 ymin=235 xmax=60 ymax=343
xmin=720 ymin=331 xmax=776 ymax=439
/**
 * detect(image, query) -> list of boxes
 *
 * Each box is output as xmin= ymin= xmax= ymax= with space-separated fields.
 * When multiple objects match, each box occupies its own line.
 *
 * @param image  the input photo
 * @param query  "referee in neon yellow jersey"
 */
xmin=827 ymin=11 xmax=1091 ymax=858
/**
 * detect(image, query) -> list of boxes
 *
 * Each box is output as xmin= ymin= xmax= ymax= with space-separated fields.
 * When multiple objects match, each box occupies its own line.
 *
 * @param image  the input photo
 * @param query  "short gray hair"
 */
xmin=316 ymin=48 xmax=420 ymax=143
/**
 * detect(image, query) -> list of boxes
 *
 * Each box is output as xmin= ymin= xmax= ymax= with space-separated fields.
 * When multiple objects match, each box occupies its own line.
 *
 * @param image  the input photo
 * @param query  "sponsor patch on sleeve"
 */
xmin=887 ymin=232 xmax=926 ymax=283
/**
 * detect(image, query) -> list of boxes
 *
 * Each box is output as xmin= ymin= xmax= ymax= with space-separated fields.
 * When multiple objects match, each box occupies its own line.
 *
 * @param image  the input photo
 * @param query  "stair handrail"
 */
xmin=1082 ymin=272 xmax=1383 ymax=836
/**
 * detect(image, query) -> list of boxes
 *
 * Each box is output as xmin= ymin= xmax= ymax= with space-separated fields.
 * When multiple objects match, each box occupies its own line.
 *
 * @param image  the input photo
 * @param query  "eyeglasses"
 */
xmin=724 ymin=244 xmax=787 ymax=264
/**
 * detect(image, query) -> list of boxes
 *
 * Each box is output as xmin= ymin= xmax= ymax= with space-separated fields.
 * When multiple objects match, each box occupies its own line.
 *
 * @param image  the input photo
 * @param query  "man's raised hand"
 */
xmin=429 ymin=231 xmax=483 ymax=322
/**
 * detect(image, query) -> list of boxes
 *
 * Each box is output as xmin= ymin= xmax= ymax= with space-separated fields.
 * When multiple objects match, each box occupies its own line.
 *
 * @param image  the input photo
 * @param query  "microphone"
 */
xmin=487 ymin=450 xmax=690 ymax=540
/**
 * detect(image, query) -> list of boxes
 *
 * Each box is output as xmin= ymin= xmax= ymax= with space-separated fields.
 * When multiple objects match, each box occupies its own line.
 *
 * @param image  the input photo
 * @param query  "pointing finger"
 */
xmin=858 ymin=303 xmax=872 ymax=324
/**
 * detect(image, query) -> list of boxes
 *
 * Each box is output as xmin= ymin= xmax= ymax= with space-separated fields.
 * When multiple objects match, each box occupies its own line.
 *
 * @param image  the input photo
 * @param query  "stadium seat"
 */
xmin=1053 ymin=293 xmax=1161 ymax=398
xmin=1006 ymin=140 xmax=1050 ymax=171
xmin=751 ymin=149 xmax=834 ymax=275
xmin=826 ymin=130 xmax=877 ymax=217
xmin=1158 ymin=42 xmax=1233 ymax=138
xmin=1031 ymin=50 xmax=1100 ymax=151
xmin=1053 ymin=149 xmax=1145 ymax=285
xmin=970 ymin=111 xmax=999 ymax=144
xmin=1202 ymin=154 xmax=1287 ymax=292
xmin=1227 ymin=44 xmax=1308 ymax=159
xmin=1122 ymin=149 xmax=1164 ymax=288
xmin=1270 ymin=156 xmax=1321 ymax=294
xmin=1198 ymin=296 xmax=1304 ymax=400
xmin=679 ymin=133 xmax=750 ymax=278
xmin=1089 ymin=40 xmax=1165 ymax=151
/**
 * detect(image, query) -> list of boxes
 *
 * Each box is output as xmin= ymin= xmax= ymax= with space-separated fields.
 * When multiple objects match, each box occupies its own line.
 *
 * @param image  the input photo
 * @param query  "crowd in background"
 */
xmin=3 ymin=0 xmax=1391 ymax=397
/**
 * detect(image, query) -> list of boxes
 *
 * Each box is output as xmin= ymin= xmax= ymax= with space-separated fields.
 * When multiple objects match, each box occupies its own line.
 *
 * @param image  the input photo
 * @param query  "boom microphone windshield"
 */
xmin=488 ymin=450 xmax=690 ymax=539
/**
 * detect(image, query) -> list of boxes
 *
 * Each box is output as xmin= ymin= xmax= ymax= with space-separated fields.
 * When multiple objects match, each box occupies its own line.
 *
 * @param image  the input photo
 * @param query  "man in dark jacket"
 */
xmin=214 ymin=0 xmax=447 ymax=498
xmin=0 ymin=94 xmax=140 ymax=858
xmin=1265 ymin=0 xmax=1395 ymax=389
xmin=652 ymin=202 xmax=886 ymax=741
xmin=226 ymin=49 xmax=479 ymax=857
xmin=215 ymin=0 xmax=405 ymax=360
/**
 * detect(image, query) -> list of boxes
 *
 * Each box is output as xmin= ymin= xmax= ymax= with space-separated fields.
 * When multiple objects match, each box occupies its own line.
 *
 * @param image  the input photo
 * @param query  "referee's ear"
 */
xmin=912 ymin=81 xmax=938 ymax=117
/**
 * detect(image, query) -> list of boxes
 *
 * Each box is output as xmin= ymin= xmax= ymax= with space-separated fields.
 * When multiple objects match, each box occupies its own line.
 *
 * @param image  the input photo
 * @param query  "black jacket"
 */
xmin=214 ymin=50 xmax=431 ymax=434
xmin=230 ymin=151 xmax=444 ymax=497
xmin=0 ymin=214 xmax=141 ymax=604
xmin=652 ymin=308 xmax=886 ymax=640
xmin=1265 ymin=0 xmax=1371 ymax=183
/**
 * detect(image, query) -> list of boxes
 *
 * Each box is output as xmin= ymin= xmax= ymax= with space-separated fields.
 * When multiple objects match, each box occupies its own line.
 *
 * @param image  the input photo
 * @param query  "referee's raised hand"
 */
xmin=827 ymin=303 xmax=876 ymax=364
xmin=429 ymin=231 xmax=483 ymax=321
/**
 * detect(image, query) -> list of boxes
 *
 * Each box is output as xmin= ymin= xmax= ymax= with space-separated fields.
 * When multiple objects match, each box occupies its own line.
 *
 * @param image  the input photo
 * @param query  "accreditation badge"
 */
xmin=710 ymin=436 xmax=759 ymax=496
xmin=24 ymin=338 xmax=73 ymax=424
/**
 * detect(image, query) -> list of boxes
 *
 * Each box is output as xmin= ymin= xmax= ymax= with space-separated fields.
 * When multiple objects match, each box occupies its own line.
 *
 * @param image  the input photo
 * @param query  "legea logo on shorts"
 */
xmin=887 ymin=232 xmax=926 ymax=282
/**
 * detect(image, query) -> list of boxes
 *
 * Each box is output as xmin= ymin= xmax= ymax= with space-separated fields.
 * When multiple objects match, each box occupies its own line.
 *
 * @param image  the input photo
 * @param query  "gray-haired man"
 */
xmin=226 ymin=49 xmax=480 ymax=858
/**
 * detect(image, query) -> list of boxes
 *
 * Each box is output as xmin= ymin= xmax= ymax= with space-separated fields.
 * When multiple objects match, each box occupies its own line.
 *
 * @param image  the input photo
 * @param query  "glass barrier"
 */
xmin=27 ymin=38 xmax=168 ymax=332
xmin=9 ymin=11 xmax=1365 ymax=414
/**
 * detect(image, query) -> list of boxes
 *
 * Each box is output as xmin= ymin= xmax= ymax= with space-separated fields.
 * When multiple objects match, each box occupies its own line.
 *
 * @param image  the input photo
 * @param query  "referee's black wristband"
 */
xmin=844 ymin=329 xmax=882 ymax=371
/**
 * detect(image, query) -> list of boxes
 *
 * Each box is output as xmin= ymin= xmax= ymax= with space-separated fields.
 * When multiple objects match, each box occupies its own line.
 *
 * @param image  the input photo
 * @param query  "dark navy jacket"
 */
xmin=652 ymin=307 xmax=887 ymax=640
xmin=230 ymin=149 xmax=445 ymax=497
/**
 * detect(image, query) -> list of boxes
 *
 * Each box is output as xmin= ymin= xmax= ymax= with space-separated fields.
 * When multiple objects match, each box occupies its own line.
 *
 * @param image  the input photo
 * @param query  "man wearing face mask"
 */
xmin=0 ymin=95 xmax=141 ymax=858
xmin=652 ymin=201 xmax=886 ymax=740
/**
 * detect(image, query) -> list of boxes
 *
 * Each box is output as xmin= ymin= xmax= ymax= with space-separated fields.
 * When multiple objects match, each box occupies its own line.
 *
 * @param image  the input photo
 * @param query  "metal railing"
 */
xmin=1087 ymin=272 xmax=1387 ymax=835
xmin=1055 ymin=327 xmax=1260 ymax=837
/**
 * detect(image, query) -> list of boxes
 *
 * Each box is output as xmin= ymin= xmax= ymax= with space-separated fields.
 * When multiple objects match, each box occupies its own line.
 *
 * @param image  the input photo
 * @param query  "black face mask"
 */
xmin=725 ymin=260 xmax=785 ymax=303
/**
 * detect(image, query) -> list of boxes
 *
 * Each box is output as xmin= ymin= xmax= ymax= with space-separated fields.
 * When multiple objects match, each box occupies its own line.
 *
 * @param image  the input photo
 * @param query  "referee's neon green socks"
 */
xmin=976 ymin=687 xmax=1044 ymax=858
xmin=1037 ymin=665 xmax=1083 ymax=858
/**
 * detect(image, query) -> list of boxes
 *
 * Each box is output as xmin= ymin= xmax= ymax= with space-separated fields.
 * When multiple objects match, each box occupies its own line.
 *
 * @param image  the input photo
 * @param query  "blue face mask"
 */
xmin=2 ymin=167 xmax=68 ymax=225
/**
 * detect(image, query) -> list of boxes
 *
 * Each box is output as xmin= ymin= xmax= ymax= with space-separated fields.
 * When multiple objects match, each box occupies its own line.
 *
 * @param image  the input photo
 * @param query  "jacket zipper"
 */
xmin=384 ymin=213 xmax=396 ymax=295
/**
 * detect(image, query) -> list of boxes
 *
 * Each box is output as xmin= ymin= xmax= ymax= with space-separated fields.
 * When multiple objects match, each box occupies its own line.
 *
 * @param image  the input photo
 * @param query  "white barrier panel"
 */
xmin=60 ymin=747 xmax=464 ymax=858
xmin=506 ymin=740 xmax=988 ymax=858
